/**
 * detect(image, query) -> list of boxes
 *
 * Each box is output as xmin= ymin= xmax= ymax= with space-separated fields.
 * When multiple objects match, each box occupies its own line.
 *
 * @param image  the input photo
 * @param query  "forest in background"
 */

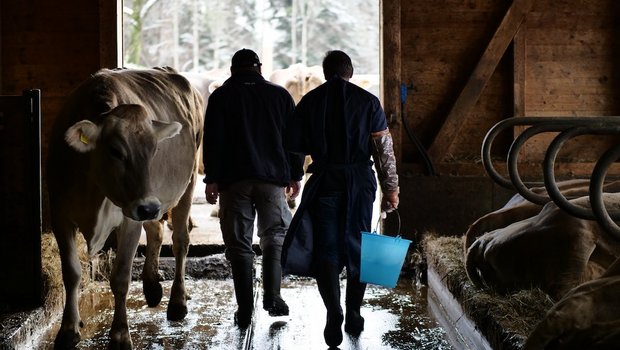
xmin=123 ymin=0 xmax=379 ymax=76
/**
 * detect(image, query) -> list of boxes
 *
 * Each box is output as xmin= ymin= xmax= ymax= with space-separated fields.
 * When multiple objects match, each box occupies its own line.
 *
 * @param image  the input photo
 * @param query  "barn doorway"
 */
xmin=121 ymin=0 xmax=382 ymax=246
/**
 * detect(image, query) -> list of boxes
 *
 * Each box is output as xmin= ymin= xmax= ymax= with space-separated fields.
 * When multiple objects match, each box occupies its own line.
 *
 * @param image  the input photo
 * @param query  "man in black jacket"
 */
xmin=203 ymin=48 xmax=303 ymax=328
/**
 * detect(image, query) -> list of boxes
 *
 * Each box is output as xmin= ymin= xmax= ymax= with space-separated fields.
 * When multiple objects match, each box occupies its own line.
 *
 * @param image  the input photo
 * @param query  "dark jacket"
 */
xmin=203 ymin=70 xmax=303 ymax=188
xmin=282 ymin=77 xmax=388 ymax=278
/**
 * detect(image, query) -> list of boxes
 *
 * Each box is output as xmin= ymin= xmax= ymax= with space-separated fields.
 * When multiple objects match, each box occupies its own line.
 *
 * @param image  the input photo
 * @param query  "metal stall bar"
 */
xmin=543 ymin=124 xmax=620 ymax=220
xmin=482 ymin=116 xmax=595 ymax=190
xmin=483 ymin=116 xmax=620 ymax=192
xmin=507 ymin=122 xmax=584 ymax=204
xmin=590 ymin=143 xmax=620 ymax=240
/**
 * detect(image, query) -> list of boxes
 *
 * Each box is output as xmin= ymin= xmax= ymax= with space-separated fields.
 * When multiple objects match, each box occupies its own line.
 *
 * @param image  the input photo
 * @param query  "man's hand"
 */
xmin=381 ymin=190 xmax=399 ymax=213
xmin=205 ymin=183 xmax=219 ymax=205
xmin=286 ymin=181 xmax=302 ymax=200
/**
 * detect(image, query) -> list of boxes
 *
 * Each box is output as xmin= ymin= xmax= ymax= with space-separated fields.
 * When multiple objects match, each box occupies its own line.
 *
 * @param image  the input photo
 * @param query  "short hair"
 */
xmin=322 ymin=50 xmax=353 ymax=80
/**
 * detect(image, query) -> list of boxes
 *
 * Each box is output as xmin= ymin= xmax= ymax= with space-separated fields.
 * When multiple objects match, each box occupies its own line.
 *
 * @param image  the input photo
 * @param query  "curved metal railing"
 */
xmin=482 ymin=116 xmax=620 ymax=239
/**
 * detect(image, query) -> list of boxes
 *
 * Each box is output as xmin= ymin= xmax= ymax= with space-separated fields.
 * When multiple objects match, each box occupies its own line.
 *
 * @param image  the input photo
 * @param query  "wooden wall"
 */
xmin=386 ymin=0 xmax=620 ymax=178
xmin=1 ymin=0 xmax=119 ymax=228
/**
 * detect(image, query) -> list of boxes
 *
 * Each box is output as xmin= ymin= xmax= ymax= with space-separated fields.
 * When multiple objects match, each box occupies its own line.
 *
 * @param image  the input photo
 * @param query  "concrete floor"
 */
xmin=34 ymin=274 xmax=451 ymax=350
xmin=32 ymin=181 xmax=445 ymax=350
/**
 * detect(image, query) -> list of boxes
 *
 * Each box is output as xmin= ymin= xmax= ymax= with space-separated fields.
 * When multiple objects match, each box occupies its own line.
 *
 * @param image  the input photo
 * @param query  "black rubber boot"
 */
xmin=261 ymin=245 xmax=289 ymax=316
xmin=316 ymin=263 xmax=344 ymax=348
xmin=230 ymin=257 xmax=255 ymax=328
xmin=344 ymin=276 xmax=367 ymax=336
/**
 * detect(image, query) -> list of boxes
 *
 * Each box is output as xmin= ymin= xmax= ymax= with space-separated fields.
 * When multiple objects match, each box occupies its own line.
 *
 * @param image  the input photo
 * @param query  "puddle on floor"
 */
xmin=252 ymin=277 xmax=452 ymax=350
xmin=35 ymin=277 xmax=451 ymax=350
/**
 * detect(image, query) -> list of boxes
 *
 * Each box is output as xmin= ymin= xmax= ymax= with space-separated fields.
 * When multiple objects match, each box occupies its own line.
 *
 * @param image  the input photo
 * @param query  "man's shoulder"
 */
xmin=345 ymin=81 xmax=376 ymax=99
xmin=263 ymin=80 xmax=290 ymax=94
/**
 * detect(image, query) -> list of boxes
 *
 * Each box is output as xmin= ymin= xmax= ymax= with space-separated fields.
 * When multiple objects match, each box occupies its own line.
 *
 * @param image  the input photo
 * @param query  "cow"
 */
xmin=464 ymin=179 xmax=595 ymax=250
xmin=46 ymin=67 xmax=204 ymax=349
xmin=523 ymin=257 xmax=620 ymax=349
xmin=269 ymin=63 xmax=324 ymax=104
xmin=465 ymin=189 xmax=620 ymax=300
xmin=180 ymin=69 xmax=228 ymax=175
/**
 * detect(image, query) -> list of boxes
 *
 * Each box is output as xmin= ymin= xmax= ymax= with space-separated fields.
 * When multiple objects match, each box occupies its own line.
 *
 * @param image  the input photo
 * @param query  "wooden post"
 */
xmin=381 ymin=0 xmax=402 ymax=166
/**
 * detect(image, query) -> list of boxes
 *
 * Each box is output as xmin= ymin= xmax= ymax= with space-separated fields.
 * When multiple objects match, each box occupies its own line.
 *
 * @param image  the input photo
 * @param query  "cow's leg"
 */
xmin=53 ymin=224 xmax=83 ymax=349
xmin=167 ymin=177 xmax=195 ymax=321
xmin=141 ymin=219 xmax=164 ymax=307
xmin=108 ymin=219 xmax=142 ymax=350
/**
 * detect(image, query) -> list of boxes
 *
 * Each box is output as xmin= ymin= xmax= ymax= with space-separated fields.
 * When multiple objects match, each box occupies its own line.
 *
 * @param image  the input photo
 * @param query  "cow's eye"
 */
xmin=109 ymin=147 xmax=125 ymax=161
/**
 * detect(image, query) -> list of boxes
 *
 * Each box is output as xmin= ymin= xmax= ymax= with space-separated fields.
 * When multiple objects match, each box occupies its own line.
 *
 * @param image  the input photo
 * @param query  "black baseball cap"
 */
xmin=231 ymin=48 xmax=262 ymax=68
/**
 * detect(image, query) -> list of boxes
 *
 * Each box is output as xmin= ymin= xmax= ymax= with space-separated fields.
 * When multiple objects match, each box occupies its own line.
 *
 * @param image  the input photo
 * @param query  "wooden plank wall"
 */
xmin=398 ymin=0 xmax=620 ymax=177
xmin=400 ymin=0 xmax=513 ymax=174
xmin=521 ymin=0 xmax=620 ymax=163
xmin=1 ymin=1 xmax=102 ymax=153
xmin=1 ymin=1 xmax=118 ymax=228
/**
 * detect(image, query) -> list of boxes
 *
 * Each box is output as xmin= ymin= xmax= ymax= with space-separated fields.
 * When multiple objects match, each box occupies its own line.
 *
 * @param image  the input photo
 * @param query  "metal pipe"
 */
xmin=543 ymin=125 xmax=620 ymax=220
xmin=483 ymin=116 xmax=620 ymax=190
xmin=590 ymin=142 xmax=620 ymax=240
xmin=507 ymin=123 xmax=575 ymax=204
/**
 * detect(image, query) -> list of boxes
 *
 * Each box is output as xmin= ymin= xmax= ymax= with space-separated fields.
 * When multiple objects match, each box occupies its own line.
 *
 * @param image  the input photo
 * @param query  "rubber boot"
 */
xmin=261 ymin=245 xmax=289 ymax=316
xmin=316 ymin=263 xmax=344 ymax=348
xmin=344 ymin=276 xmax=366 ymax=336
xmin=230 ymin=257 xmax=254 ymax=328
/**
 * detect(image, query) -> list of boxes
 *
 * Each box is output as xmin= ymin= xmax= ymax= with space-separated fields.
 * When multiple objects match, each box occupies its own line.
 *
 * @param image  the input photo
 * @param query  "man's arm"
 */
xmin=371 ymin=128 xmax=399 ymax=212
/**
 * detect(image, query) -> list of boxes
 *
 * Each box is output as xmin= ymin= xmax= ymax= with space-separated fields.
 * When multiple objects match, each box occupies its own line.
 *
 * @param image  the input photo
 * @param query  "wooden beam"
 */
xmin=513 ymin=25 xmax=526 ymax=118
xmin=381 ymin=0 xmax=402 ymax=166
xmin=428 ymin=0 xmax=534 ymax=162
xmin=99 ymin=0 xmax=121 ymax=68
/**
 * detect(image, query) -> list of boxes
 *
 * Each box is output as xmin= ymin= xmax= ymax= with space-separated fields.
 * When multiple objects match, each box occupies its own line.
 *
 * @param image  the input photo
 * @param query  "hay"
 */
xmin=422 ymin=233 xmax=554 ymax=350
xmin=41 ymin=231 xmax=96 ymax=305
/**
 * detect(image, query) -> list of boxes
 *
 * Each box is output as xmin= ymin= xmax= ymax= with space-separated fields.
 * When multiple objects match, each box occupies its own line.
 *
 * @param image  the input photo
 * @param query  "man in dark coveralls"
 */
xmin=282 ymin=50 xmax=399 ymax=347
xmin=202 ymin=48 xmax=304 ymax=328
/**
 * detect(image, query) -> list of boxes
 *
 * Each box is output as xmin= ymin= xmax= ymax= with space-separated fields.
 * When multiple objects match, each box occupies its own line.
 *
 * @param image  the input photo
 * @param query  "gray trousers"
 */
xmin=219 ymin=179 xmax=292 ymax=261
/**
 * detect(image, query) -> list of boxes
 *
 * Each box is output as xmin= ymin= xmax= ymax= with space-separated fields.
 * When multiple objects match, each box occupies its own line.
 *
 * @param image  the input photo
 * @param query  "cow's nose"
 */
xmin=137 ymin=203 xmax=161 ymax=221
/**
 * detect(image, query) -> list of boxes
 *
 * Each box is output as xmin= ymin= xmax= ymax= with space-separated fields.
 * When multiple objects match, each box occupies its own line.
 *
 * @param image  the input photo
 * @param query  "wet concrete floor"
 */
xmin=34 ymin=275 xmax=451 ymax=350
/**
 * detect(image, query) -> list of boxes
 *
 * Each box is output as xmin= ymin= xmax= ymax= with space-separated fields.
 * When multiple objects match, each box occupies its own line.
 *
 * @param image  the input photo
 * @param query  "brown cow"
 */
xmin=465 ymin=182 xmax=620 ymax=300
xmin=180 ymin=69 xmax=228 ymax=175
xmin=269 ymin=63 xmax=324 ymax=104
xmin=464 ymin=179 xmax=593 ymax=250
xmin=46 ymin=67 xmax=203 ymax=349
xmin=523 ymin=257 xmax=620 ymax=349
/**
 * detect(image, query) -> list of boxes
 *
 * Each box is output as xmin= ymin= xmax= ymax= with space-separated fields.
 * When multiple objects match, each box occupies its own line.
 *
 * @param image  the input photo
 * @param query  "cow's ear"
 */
xmin=65 ymin=120 xmax=100 ymax=152
xmin=153 ymin=120 xmax=182 ymax=142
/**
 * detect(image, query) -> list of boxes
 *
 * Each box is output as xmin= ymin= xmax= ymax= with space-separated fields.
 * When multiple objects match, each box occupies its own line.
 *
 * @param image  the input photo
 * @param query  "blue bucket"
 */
xmin=360 ymin=231 xmax=411 ymax=288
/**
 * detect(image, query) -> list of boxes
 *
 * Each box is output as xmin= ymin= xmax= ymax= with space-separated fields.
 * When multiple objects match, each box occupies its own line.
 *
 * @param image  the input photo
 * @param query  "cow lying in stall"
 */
xmin=46 ymin=67 xmax=203 ymax=349
xmin=464 ymin=180 xmax=620 ymax=300
xmin=523 ymin=256 xmax=620 ymax=349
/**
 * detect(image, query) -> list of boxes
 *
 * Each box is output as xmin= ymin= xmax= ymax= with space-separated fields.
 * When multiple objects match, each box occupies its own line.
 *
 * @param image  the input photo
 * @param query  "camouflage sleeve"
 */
xmin=371 ymin=130 xmax=399 ymax=193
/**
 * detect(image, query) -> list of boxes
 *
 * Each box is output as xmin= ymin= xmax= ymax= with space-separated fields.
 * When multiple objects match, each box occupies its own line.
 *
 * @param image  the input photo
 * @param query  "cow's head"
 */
xmin=64 ymin=104 xmax=182 ymax=221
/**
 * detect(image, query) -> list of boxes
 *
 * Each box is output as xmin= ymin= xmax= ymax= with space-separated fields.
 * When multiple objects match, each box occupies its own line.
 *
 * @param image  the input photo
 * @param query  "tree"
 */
xmin=123 ymin=0 xmax=379 ymax=74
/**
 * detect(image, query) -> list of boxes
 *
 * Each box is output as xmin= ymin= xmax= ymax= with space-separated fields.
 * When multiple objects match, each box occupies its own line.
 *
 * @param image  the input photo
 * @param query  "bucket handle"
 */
xmin=374 ymin=209 xmax=401 ymax=237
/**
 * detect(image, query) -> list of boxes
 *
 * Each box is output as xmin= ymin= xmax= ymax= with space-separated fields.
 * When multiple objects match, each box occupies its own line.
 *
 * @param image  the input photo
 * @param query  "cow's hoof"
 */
xmin=108 ymin=330 xmax=132 ymax=350
xmin=143 ymin=279 xmax=163 ymax=307
xmin=54 ymin=329 xmax=80 ymax=349
xmin=167 ymin=301 xmax=188 ymax=321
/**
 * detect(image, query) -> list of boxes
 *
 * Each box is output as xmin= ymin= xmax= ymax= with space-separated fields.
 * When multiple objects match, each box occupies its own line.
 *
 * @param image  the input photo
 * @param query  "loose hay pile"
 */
xmin=422 ymin=233 xmax=554 ymax=350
